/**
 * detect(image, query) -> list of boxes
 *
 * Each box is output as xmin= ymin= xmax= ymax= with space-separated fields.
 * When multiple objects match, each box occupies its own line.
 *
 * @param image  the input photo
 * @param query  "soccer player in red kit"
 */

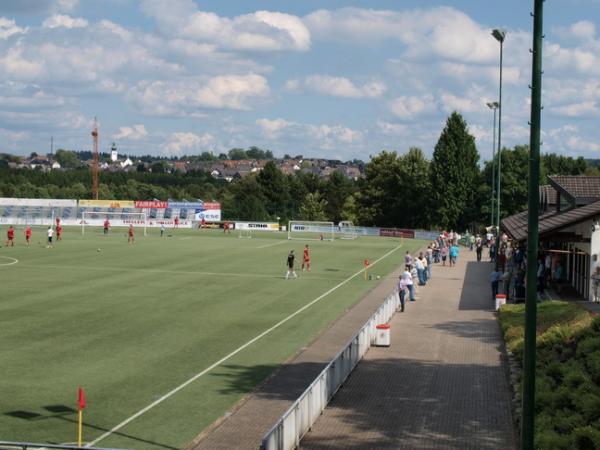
xmin=56 ymin=222 xmax=63 ymax=241
xmin=174 ymin=216 xmax=179 ymax=228
xmin=103 ymin=218 xmax=110 ymax=235
xmin=24 ymin=225 xmax=32 ymax=246
xmin=302 ymin=244 xmax=311 ymax=271
xmin=6 ymin=225 xmax=15 ymax=246
xmin=128 ymin=224 xmax=135 ymax=244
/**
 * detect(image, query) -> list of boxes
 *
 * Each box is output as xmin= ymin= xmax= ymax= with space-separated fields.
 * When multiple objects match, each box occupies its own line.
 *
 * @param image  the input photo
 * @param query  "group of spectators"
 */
xmin=486 ymin=231 xmax=572 ymax=302
xmin=397 ymin=231 xmax=461 ymax=312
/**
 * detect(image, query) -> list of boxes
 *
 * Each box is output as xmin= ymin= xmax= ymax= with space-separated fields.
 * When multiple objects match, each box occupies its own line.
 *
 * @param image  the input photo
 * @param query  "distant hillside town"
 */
xmin=0 ymin=145 xmax=365 ymax=182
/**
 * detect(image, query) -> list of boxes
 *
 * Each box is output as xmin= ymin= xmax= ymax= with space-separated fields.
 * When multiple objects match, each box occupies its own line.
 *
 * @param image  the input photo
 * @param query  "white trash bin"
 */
xmin=495 ymin=294 xmax=507 ymax=311
xmin=375 ymin=324 xmax=391 ymax=347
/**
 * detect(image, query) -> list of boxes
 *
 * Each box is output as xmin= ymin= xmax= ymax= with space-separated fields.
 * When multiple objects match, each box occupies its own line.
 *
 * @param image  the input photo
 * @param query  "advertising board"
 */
xmin=134 ymin=200 xmax=168 ymax=209
xmin=235 ymin=222 xmax=279 ymax=231
xmin=0 ymin=198 xmax=77 ymax=207
xmin=379 ymin=228 xmax=415 ymax=238
xmin=79 ymin=199 xmax=135 ymax=208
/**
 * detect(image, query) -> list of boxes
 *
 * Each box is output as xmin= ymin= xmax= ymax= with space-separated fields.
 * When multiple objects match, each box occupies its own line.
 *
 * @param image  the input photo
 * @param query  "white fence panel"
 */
xmin=261 ymin=288 xmax=399 ymax=450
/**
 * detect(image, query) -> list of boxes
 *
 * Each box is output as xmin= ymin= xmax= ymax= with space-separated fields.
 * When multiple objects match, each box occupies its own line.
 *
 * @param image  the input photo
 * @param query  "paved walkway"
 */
xmin=300 ymin=250 xmax=516 ymax=449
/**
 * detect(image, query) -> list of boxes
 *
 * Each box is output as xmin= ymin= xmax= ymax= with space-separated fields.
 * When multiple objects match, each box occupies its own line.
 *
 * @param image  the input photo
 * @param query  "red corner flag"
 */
xmin=78 ymin=387 xmax=86 ymax=410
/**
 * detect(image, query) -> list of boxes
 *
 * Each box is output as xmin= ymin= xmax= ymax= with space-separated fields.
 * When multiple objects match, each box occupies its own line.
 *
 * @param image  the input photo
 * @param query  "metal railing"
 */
xmin=0 ymin=442 xmax=128 ymax=450
xmin=260 ymin=289 xmax=399 ymax=450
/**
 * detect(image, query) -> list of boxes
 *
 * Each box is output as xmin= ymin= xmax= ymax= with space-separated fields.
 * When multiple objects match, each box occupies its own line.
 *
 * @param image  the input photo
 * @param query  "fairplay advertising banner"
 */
xmin=134 ymin=200 xmax=168 ymax=209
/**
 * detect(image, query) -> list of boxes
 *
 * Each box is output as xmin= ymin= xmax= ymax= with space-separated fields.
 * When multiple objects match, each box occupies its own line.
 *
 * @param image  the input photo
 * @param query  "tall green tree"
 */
xmin=355 ymin=151 xmax=402 ymax=226
xmin=397 ymin=147 xmax=431 ymax=228
xmin=323 ymin=170 xmax=354 ymax=223
xmin=256 ymin=161 xmax=291 ymax=221
xmin=429 ymin=112 xmax=480 ymax=230
xmin=299 ymin=192 xmax=328 ymax=221
xmin=221 ymin=175 xmax=268 ymax=220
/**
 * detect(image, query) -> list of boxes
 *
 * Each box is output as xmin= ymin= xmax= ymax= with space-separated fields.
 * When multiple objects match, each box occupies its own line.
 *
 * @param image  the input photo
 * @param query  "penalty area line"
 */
xmin=88 ymin=241 xmax=403 ymax=447
xmin=256 ymin=240 xmax=288 ymax=249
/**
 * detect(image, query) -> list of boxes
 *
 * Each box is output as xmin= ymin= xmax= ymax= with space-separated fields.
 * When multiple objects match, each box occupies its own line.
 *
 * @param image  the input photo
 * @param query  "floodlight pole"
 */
xmin=522 ymin=1 xmax=544 ymax=449
xmin=492 ymin=28 xmax=506 ymax=235
xmin=487 ymin=102 xmax=499 ymax=228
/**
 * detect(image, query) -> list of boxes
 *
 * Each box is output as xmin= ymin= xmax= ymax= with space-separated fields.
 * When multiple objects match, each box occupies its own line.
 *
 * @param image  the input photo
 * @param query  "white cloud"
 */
xmin=162 ymin=131 xmax=215 ymax=155
xmin=377 ymin=120 xmax=408 ymax=136
xmin=56 ymin=0 xmax=79 ymax=12
xmin=255 ymin=118 xmax=293 ymax=138
xmin=305 ymin=7 xmax=499 ymax=64
xmin=390 ymin=95 xmax=436 ymax=119
xmin=0 ymin=17 xmax=26 ymax=39
xmin=42 ymin=14 xmax=88 ymax=29
xmin=552 ymin=101 xmax=600 ymax=117
xmin=141 ymin=0 xmax=310 ymax=51
xmin=128 ymin=74 xmax=270 ymax=116
xmin=286 ymin=75 xmax=386 ymax=99
xmin=256 ymin=117 xmax=362 ymax=149
xmin=113 ymin=124 xmax=148 ymax=141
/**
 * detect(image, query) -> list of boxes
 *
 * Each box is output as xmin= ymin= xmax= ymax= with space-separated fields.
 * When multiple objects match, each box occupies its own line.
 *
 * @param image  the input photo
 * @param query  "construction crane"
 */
xmin=91 ymin=117 xmax=99 ymax=200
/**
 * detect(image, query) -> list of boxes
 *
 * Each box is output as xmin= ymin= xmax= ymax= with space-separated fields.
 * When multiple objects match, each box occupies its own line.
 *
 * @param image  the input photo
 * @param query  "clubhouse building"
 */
xmin=501 ymin=176 xmax=600 ymax=302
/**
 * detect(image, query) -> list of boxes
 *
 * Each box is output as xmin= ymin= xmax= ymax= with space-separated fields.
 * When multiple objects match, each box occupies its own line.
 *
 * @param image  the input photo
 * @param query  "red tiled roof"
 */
xmin=501 ymin=199 xmax=600 ymax=242
xmin=548 ymin=176 xmax=600 ymax=204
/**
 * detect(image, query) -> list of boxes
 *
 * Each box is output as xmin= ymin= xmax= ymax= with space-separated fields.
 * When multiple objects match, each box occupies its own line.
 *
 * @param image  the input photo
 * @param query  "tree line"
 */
xmin=0 ymin=111 xmax=596 ymax=230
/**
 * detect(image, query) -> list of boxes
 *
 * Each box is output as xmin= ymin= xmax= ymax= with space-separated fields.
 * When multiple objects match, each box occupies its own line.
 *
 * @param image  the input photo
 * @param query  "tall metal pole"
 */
xmin=491 ymin=106 xmax=497 ymax=227
xmin=496 ymin=37 xmax=504 ymax=234
xmin=522 ymin=1 xmax=544 ymax=449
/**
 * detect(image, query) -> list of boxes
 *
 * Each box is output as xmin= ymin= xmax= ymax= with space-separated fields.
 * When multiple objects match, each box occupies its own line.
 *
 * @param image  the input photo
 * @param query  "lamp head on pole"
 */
xmin=486 ymin=101 xmax=500 ymax=110
xmin=492 ymin=28 xmax=506 ymax=43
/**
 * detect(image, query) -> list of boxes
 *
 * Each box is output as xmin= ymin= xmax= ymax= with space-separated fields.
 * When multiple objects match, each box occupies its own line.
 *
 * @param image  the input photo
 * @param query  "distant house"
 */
xmin=51 ymin=161 xmax=61 ymax=170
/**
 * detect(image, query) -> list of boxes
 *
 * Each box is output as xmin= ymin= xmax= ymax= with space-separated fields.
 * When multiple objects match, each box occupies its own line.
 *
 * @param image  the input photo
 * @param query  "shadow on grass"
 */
xmin=4 ymin=405 xmax=178 ymax=449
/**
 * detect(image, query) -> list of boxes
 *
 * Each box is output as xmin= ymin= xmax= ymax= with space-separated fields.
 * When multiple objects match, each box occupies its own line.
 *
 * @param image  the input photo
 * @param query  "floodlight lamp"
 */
xmin=492 ymin=29 xmax=506 ymax=43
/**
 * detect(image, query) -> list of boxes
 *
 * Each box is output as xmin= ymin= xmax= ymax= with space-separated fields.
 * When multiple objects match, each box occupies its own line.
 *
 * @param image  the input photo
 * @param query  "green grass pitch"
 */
xmin=0 ymin=226 xmax=425 ymax=449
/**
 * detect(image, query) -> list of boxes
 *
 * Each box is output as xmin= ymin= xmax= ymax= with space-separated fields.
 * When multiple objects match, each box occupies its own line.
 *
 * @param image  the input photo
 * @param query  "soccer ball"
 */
xmin=97 ymin=248 xmax=101 ymax=252
xmin=376 ymin=275 xmax=381 ymax=280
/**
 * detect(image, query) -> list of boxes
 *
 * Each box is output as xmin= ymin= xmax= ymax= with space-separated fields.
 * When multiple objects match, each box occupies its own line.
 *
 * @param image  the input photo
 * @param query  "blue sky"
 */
xmin=0 ymin=0 xmax=599 ymax=161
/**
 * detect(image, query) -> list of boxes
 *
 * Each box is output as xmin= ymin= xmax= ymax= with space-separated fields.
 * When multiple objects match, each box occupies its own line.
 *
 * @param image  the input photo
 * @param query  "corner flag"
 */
xmin=78 ymin=387 xmax=86 ymax=446
xmin=79 ymin=387 xmax=86 ymax=410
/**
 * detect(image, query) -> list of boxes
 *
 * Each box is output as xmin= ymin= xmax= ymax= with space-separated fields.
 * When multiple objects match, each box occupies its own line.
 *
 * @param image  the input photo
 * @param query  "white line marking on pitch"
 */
xmin=0 ymin=256 xmax=18 ymax=266
xmin=17 ymin=263 xmax=348 ymax=281
xmin=88 ymin=241 xmax=402 ymax=447
xmin=256 ymin=240 xmax=288 ymax=249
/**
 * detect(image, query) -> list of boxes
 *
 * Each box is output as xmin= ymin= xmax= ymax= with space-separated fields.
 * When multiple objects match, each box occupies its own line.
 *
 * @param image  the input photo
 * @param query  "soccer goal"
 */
xmin=288 ymin=221 xmax=335 ymax=241
xmin=339 ymin=221 xmax=358 ymax=240
xmin=238 ymin=228 xmax=252 ymax=239
xmin=81 ymin=211 xmax=147 ymax=236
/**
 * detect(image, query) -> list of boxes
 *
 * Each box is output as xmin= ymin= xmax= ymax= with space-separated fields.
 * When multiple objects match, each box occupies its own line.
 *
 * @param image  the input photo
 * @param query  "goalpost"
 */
xmin=238 ymin=228 xmax=252 ymax=239
xmin=288 ymin=221 xmax=335 ymax=241
xmin=339 ymin=221 xmax=358 ymax=240
xmin=81 ymin=211 xmax=147 ymax=236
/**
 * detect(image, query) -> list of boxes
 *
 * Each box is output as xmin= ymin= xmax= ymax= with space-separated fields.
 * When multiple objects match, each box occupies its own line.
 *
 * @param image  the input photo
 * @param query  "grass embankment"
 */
xmin=499 ymin=301 xmax=600 ymax=449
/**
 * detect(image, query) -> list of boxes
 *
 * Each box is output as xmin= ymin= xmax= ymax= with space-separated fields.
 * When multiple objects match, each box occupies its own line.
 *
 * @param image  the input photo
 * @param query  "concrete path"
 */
xmin=300 ymin=250 xmax=516 ymax=449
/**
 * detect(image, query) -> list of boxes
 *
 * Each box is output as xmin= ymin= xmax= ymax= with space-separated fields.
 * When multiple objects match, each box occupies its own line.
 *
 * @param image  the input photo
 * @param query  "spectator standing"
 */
xmin=426 ymin=246 xmax=433 ymax=280
xmin=490 ymin=267 xmax=502 ymax=300
xmin=402 ymin=267 xmax=415 ymax=302
xmin=449 ymin=244 xmax=459 ymax=267
xmin=476 ymin=239 xmax=483 ymax=262
xmin=404 ymin=251 xmax=413 ymax=270
xmin=415 ymin=255 xmax=426 ymax=286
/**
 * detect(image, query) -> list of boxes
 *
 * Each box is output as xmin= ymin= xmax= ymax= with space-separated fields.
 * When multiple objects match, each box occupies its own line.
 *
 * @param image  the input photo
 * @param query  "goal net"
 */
xmin=81 ymin=211 xmax=147 ymax=236
xmin=288 ymin=221 xmax=334 ymax=241
xmin=238 ymin=228 xmax=252 ymax=239
xmin=339 ymin=221 xmax=358 ymax=240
